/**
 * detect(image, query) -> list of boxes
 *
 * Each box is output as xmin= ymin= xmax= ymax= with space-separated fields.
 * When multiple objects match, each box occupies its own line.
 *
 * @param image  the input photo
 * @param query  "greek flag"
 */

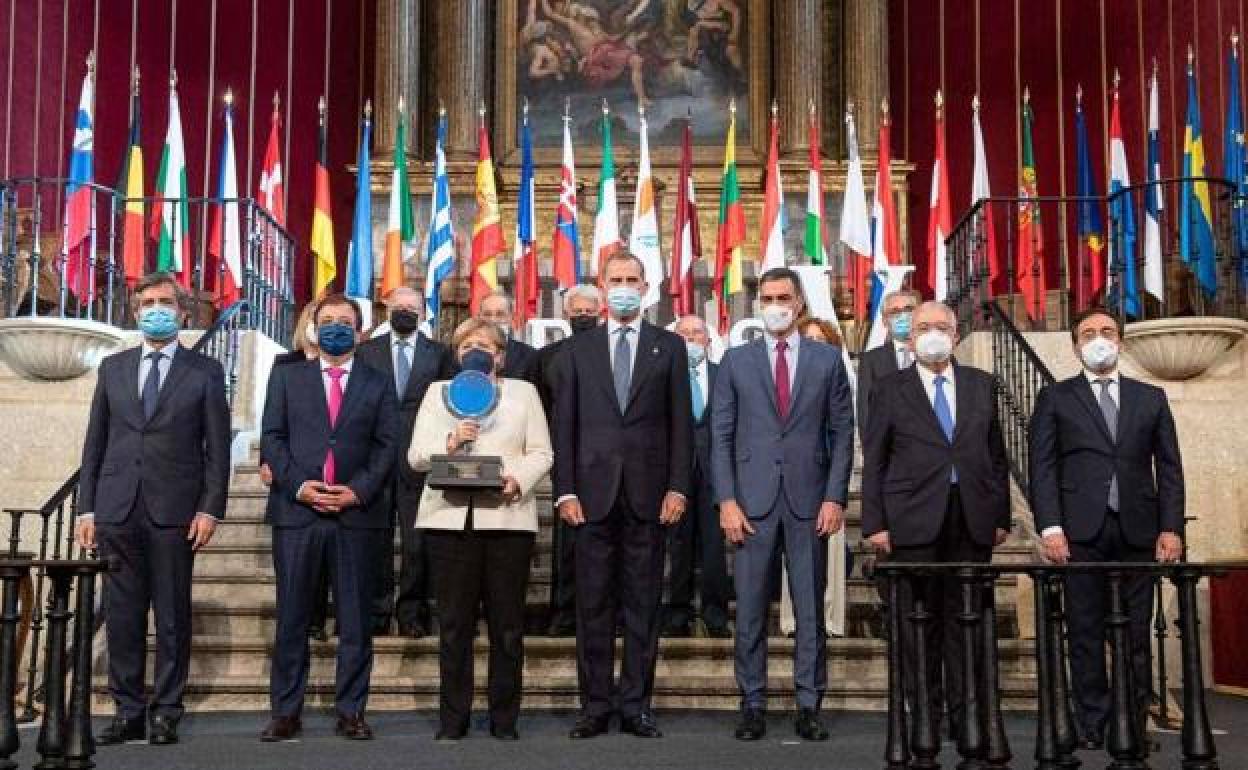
xmin=424 ymin=113 xmax=455 ymax=326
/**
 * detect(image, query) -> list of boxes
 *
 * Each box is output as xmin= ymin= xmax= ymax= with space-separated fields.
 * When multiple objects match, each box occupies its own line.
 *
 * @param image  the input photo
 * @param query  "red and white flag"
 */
xmin=928 ymin=92 xmax=953 ymax=300
xmin=971 ymin=95 xmax=1000 ymax=292
xmin=670 ymin=118 xmax=700 ymax=316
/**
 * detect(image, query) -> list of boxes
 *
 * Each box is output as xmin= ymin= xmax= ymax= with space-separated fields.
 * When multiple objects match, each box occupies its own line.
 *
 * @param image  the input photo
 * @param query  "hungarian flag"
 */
xmin=118 ymin=71 xmax=145 ymax=287
xmin=1108 ymin=79 xmax=1140 ymax=318
xmin=759 ymin=106 xmax=786 ymax=272
xmin=311 ymin=98 xmax=337 ymax=296
xmin=928 ymin=91 xmax=953 ymax=300
xmin=804 ymin=105 xmax=827 ymax=266
xmin=151 ymin=73 xmax=190 ymax=286
xmin=714 ymin=103 xmax=746 ymax=334
xmin=670 ymin=118 xmax=700 ymax=316
xmin=1017 ymin=90 xmax=1047 ymax=321
xmin=630 ymin=107 xmax=663 ymax=309
xmin=381 ymin=100 xmax=415 ymax=298
xmin=345 ymin=103 xmax=373 ymax=307
xmin=591 ymin=104 xmax=621 ymax=273
xmin=838 ymin=106 xmax=871 ymax=322
xmin=1073 ymin=88 xmax=1105 ymax=310
xmin=552 ymin=111 xmax=582 ymax=290
xmin=470 ymin=117 xmax=505 ymax=314
xmin=865 ymin=101 xmax=900 ymax=350
xmin=208 ymin=92 xmax=243 ymax=307
xmin=970 ymin=96 xmax=1000 ymax=293
xmin=513 ymin=107 xmax=538 ymax=326
xmin=62 ymin=58 xmax=95 ymax=299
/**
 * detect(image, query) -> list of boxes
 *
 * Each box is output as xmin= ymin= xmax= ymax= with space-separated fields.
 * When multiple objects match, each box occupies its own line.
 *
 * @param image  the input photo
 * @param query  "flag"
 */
xmin=1226 ymin=38 xmax=1248 ymax=286
xmin=345 ymin=103 xmax=373 ymax=304
xmin=1143 ymin=66 xmax=1165 ymax=303
xmin=928 ymin=92 xmax=953 ymax=300
xmin=514 ymin=107 xmax=538 ymax=326
xmin=208 ymin=92 xmax=243 ymax=307
xmin=1074 ymin=89 xmax=1105 ymax=310
xmin=1108 ymin=78 xmax=1140 ymax=318
xmin=311 ymin=98 xmax=337 ymax=296
xmin=152 ymin=73 xmax=191 ymax=286
xmin=839 ymin=106 xmax=871 ymax=322
xmin=552 ymin=110 xmax=582 ymax=290
xmin=425 ymin=111 xmax=455 ymax=324
xmin=470 ymin=116 xmax=505 ymax=314
xmin=62 ymin=58 xmax=94 ymax=298
xmin=714 ymin=103 xmax=747 ymax=334
xmin=118 ymin=71 xmax=144 ymax=287
xmin=759 ymin=106 xmax=786 ymax=272
xmin=1017 ymin=89 xmax=1047 ymax=321
xmin=865 ymin=101 xmax=900 ymax=350
xmin=804 ymin=105 xmax=827 ymax=267
xmin=258 ymin=96 xmax=286 ymax=226
xmin=630 ymin=107 xmax=664 ymax=309
xmin=971 ymin=96 xmax=1000 ymax=292
xmin=670 ymin=117 xmax=700 ymax=316
xmin=1180 ymin=53 xmax=1218 ymax=297
xmin=592 ymin=105 xmax=622 ymax=272
xmin=381 ymin=101 xmax=415 ymax=299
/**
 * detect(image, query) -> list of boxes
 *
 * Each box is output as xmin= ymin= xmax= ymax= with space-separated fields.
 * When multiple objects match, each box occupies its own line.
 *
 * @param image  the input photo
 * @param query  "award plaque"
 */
xmin=427 ymin=370 xmax=506 ymax=491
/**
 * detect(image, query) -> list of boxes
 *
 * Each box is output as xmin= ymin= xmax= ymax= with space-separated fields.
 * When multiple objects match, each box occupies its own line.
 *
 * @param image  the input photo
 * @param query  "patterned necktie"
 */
xmin=1096 ymin=378 xmax=1120 ymax=511
xmin=774 ymin=338 xmax=791 ymax=419
xmin=690 ymin=367 xmax=705 ymax=422
xmin=324 ymin=367 xmax=345 ymax=485
xmin=613 ymin=326 xmax=633 ymax=412
xmin=142 ymin=351 xmax=163 ymax=420
xmin=933 ymin=374 xmax=957 ymax=482
xmin=394 ymin=340 xmax=411 ymax=397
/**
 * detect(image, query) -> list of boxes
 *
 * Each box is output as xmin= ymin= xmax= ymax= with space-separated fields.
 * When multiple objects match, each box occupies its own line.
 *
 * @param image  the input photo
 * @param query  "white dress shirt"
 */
xmin=1042 ymin=368 xmax=1120 ymax=539
xmin=319 ymin=357 xmax=354 ymax=402
xmin=764 ymin=329 xmax=801 ymax=379
xmin=915 ymin=361 xmax=957 ymax=425
xmin=607 ymin=316 xmax=643 ymax=373
xmin=894 ymin=342 xmax=914 ymax=370
xmin=137 ymin=341 xmax=179 ymax=397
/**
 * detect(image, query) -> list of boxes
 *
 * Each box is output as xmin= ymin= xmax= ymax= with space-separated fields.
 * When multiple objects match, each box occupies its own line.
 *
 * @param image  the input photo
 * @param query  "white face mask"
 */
xmin=761 ymin=304 xmax=795 ymax=334
xmin=914 ymin=330 xmax=954 ymax=364
xmin=1080 ymin=336 xmax=1119 ymax=372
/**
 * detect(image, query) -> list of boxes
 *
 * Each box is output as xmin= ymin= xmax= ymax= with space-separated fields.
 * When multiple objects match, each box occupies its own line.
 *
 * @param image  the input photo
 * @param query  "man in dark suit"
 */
xmin=856 ymin=289 xmax=919 ymax=437
xmin=260 ymin=293 xmax=397 ymax=742
xmin=76 ymin=271 xmax=231 ymax=746
xmin=355 ymin=286 xmax=454 ymax=638
xmin=714 ymin=268 xmax=854 ymax=742
xmin=554 ymin=252 xmax=692 ymax=739
xmin=664 ymin=313 xmax=730 ymax=639
xmin=478 ymin=290 xmax=541 ymax=384
xmin=861 ymin=300 xmax=1010 ymax=753
xmin=1029 ymin=307 xmax=1184 ymax=752
xmin=538 ymin=283 xmax=602 ymax=636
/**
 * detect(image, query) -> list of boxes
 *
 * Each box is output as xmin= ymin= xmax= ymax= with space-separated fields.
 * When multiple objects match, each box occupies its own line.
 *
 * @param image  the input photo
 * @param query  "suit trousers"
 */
xmin=96 ymin=495 xmax=195 ymax=721
xmin=733 ymin=492 xmax=828 ymax=711
xmin=574 ymin=495 xmax=666 ymax=719
xmin=426 ymin=518 xmax=534 ymax=732
xmin=270 ymin=517 xmax=381 ymax=717
xmin=548 ymin=516 xmax=577 ymax=628
xmin=395 ymin=473 xmax=431 ymax=630
xmin=1065 ymin=510 xmax=1154 ymax=737
xmin=665 ymin=464 xmax=729 ymax=629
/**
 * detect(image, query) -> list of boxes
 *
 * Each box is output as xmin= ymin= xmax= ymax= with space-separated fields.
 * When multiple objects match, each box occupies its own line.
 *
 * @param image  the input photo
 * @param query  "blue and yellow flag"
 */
xmin=1181 ymin=59 xmax=1218 ymax=297
xmin=1225 ymin=39 xmax=1248 ymax=285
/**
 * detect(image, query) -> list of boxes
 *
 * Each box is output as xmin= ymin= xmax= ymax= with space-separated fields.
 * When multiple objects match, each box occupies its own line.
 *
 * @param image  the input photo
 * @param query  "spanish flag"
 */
xmin=311 ymin=96 xmax=336 ymax=296
xmin=470 ymin=113 xmax=505 ymax=314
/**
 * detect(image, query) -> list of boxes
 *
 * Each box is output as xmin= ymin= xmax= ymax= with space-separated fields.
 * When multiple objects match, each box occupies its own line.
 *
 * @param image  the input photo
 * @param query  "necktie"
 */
xmin=933 ymin=374 xmax=957 ymax=482
xmin=324 ymin=367 xmax=346 ymax=485
xmin=394 ymin=340 xmax=411 ymax=397
xmin=1096 ymin=378 xmax=1120 ymax=511
xmin=142 ymin=351 xmax=163 ymax=420
xmin=613 ymin=326 xmax=633 ymax=411
xmin=774 ymin=338 xmax=791 ymax=419
xmin=690 ymin=368 xmax=705 ymax=422
xmin=898 ymin=348 xmax=912 ymax=369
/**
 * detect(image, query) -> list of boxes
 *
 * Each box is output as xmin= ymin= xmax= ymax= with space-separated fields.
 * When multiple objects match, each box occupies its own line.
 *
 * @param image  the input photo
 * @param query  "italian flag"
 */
xmin=714 ymin=103 xmax=746 ymax=334
xmin=151 ymin=77 xmax=190 ymax=285
xmin=381 ymin=102 xmax=415 ymax=298
xmin=591 ymin=104 xmax=621 ymax=273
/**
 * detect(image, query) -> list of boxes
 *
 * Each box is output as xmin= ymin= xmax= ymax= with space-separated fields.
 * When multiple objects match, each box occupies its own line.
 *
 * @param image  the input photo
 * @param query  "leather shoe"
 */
xmin=568 ymin=714 xmax=610 ymax=739
xmin=98 ymin=715 xmax=146 ymax=745
xmin=148 ymin=715 xmax=179 ymax=745
xmin=334 ymin=712 xmax=374 ymax=740
xmin=795 ymin=708 xmax=829 ymax=741
xmin=489 ymin=723 xmax=519 ymax=740
xmin=260 ymin=716 xmax=302 ymax=742
xmin=620 ymin=712 xmax=662 ymax=738
xmin=734 ymin=708 xmax=766 ymax=741
xmin=435 ymin=726 xmax=466 ymax=741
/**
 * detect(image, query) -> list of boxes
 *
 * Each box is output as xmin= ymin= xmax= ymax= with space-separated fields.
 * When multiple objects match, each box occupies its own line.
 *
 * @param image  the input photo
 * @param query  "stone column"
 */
xmin=843 ymin=0 xmax=889 ymax=154
xmin=373 ymin=0 xmax=421 ymax=154
xmin=429 ymin=0 xmax=492 ymax=160
xmin=773 ymin=0 xmax=824 ymax=154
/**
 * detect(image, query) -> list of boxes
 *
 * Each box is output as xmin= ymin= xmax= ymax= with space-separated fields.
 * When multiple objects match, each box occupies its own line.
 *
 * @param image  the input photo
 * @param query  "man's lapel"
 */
xmin=587 ymin=325 xmax=618 ymax=409
xmin=334 ymin=359 xmax=369 ymax=427
xmin=951 ymin=364 xmax=973 ymax=443
xmin=1071 ymin=376 xmax=1115 ymax=445
xmin=900 ymin=367 xmax=947 ymax=442
xmin=147 ymin=346 xmax=193 ymax=423
xmin=1115 ymin=376 xmax=1139 ymax=444
xmin=751 ymin=339 xmax=779 ymax=418
xmin=119 ymin=347 xmax=145 ymax=428
xmin=625 ymin=322 xmax=660 ymax=411
xmin=299 ymin=359 xmax=332 ymax=427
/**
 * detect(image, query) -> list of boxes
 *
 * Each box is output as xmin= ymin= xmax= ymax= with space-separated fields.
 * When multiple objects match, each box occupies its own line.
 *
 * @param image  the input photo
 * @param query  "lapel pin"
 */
xmin=652 ymin=347 xmax=659 ymax=355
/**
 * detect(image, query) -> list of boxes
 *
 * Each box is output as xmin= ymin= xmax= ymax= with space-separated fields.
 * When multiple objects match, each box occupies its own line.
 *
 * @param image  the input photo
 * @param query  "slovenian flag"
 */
xmin=62 ymin=58 xmax=95 ymax=299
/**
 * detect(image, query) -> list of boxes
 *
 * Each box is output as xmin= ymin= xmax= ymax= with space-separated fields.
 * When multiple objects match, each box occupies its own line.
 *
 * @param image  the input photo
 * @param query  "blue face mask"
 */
xmin=889 ymin=312 xmax=913 ymax=341
xmin=138 ymin=306 xmax=180 ymax=341
xmin=317 ymin=323 xmax=357 ymax=356
xmin=461 ymin=348 xmax=495 ymax=374
xmin=606 ymin=286 xmax=642 ymax=316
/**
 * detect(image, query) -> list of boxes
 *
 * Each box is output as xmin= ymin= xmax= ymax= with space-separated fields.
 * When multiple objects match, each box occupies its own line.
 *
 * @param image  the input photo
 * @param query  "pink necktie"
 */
xmin=324 ymin=367 xmax=345 ymax=485
xmin=775 ymin=339 xmax=791 ymax=420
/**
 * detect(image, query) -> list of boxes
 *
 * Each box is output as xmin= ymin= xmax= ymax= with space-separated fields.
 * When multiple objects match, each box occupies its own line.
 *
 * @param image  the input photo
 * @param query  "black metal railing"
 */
xmin=983 ymin=301 xmax=1057 ymax=494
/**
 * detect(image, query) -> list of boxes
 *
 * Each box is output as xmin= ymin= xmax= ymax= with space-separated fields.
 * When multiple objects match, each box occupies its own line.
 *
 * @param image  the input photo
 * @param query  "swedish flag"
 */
xmin=1181 ymin=58 xmax=1218 ymax=297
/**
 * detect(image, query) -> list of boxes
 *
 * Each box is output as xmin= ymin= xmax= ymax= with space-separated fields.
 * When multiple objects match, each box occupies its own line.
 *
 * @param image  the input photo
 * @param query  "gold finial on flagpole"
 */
xmin=438 ymin=99 xmax=446 ymax=118
xmin=602 ymin=98 xmax=610 ymax=116
xmin=170 ymin=69 xmax=178 ymax=89
xmin=972 ymin=93 xmax=980 ymax=112
xmin=729 ymin=97 xmax=737 ymax=115
xmin=272 ymin=90 xmax=280 ymax=112
xmin=1188 ymin=44 xmax=1195 ymax=74
xmin=1076 ymin=83 xmax=1083 ymax=106
xmin=224 ymin=87 xmax=233 ymax=106
xmin=86 ymin=50 xmax=95 ymax=74
xmin=1023 ymin=86 xmax=1030 ymax=106
xmin=1113 ymin=68 xmax=1121 ymax=93
xmin=132 ymin=67 xmax=141 ymax=96
xmin=770 ymin=99 xmax=778 ymax=118
xmin=364 ymin=98 xmax=372 ymax=120
xmin=318 ymin=95 xmax=327 ymax=125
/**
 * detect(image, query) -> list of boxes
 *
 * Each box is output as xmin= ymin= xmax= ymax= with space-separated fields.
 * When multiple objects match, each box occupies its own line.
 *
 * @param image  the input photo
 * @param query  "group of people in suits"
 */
xmin=74 ymin=269 xmax=1184 ymax=761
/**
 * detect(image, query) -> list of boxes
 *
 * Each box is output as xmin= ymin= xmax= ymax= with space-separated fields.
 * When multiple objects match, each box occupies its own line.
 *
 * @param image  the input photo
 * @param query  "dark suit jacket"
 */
xmin=553 ymin=321 xmax=693 ymax=522
xmin=503 ymin=337 xmax=541 ymax=384
xmin=691 ymin=361 xmax=718 ymax=480
xmin=861 ymin=364 xmax=1010 ymax=547
xmin=856 ymin=343 xmax=901 ymax=439
xmin=261 ymin=358 xmax=398 ymax=529
xmin=79 ymin=345 xmax=231 ymax=526
xmin=1028 ymin=374 xmax=1185 ymax=548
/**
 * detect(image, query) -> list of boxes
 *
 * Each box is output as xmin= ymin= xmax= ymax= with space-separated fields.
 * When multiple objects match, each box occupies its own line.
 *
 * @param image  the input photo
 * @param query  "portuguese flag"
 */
xmin=714 ymin=104 xmax=746 ymax=334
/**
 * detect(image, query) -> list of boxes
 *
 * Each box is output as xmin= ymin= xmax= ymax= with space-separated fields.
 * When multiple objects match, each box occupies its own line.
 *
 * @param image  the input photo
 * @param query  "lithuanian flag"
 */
xmin=714 ymin=102 xmax=746 ymax=334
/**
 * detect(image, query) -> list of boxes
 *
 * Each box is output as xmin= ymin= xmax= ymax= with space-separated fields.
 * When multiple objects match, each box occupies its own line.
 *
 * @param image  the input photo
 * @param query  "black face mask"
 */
xmin=390 ymin=309 xmax=421 ymax=336
xmin=569 ymin=315 xmax=598 ymax=335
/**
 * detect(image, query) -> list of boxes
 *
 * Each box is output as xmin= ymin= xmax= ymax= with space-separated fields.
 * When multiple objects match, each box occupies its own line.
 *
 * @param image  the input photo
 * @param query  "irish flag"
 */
xmin=714 ymin=101 xmax=746 ymax=334
xmin=759 ymin=105 xmax=785 ymax=272
xmin=381 ymin=99 xmax=415 ymax=298
xmin=470 ymin=115 xmax=505 ymax=313
xmin=152 ymin=72 xmax=190 ymax=286
xmin=591 ymin=102 xmax=621 ymax=273
xmin=630 ymin=107 xmax=663 ymax=309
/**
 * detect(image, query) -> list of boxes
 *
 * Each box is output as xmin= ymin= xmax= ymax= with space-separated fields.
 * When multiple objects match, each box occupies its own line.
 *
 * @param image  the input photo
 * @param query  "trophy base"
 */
xmin=426 ymin=454 xmax=505 ymax=491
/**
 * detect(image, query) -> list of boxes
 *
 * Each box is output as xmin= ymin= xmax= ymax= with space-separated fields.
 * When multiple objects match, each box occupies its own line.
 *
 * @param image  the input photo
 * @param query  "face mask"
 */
xmin=138 ymin=306 xmax=180 ymax=341
xmin=914 ymin=330 xmax=954 ymax=364
xmin=606 ymin=286 xmax=642 ymax=317
xmin=889 ymin=312 xmax=913 ymax=341
xmin=389 ymin=309 xmax=421 ymax=336
xmin=317 ymin=323 xmax=357 ymax=356
xmin=461 ymin=348 xmax=495 ymax=374
xmin=1080 ymin=336 xmax=1119 ymax=372
xmin=686 ymin=342 xmax=707 ymax=368
xmin=761 ymin=304 xmax=795 ymax=334
xmin=569 ymin=315 xmax=598 ymax=334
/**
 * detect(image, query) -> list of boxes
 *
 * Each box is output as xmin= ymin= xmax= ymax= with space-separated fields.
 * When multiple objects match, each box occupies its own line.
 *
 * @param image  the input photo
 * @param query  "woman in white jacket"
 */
xmin=407 ymin=318 xmax=553 ymax=741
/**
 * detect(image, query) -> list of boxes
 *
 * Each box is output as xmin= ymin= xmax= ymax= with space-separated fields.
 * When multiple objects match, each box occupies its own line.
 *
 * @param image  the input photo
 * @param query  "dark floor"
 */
xmin=10 ymin=696 xmax=1246 ymax=769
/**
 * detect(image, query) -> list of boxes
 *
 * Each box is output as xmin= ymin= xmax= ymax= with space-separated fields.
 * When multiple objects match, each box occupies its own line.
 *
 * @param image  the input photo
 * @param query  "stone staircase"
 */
xmin=103 ymin=448 xmax=1041 ymax=712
